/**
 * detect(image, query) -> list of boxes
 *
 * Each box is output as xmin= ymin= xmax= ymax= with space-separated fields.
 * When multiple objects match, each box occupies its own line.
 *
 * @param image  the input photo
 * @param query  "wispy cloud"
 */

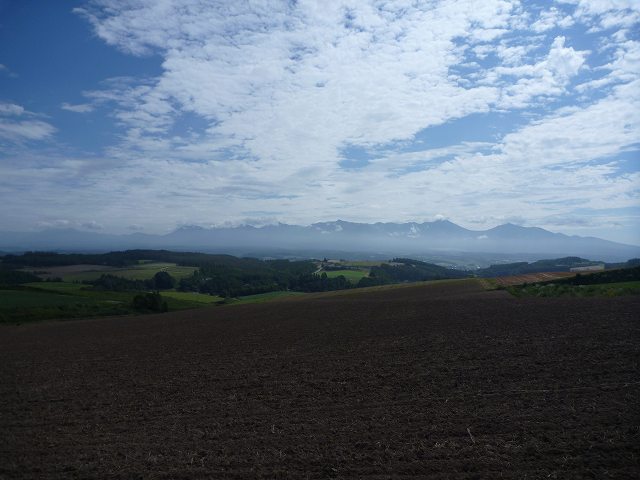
xmin=69 ymin=1 xmax=531 ymax=189
xmin=61 ymin=102 xmax=94 ymax=113
xmin=0 ymin=101 xmax=55 ymax=142
xmin=35 ymin=219 xmax=103 ymax=230
xmin=531 ymin=7 xmax=574 ymax=33
xmin=487 ymin=36 xmax=589 ymax=108
xmin=0 ymin=102 xmax=25 ymax=116
xmin=0 ymin=120 xmax=55 ymax=141
xmin=0 ymin=63 xmax=18 ymax=77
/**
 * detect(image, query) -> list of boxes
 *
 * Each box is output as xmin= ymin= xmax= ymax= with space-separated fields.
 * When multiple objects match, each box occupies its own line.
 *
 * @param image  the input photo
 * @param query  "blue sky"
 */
xmin=0 ymin=0 xmax=638 ymax=244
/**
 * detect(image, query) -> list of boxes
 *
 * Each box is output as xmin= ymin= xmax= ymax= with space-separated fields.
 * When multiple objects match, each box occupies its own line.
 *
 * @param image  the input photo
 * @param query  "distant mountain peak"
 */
xmin=1 ymin=219 xmax=637 ymax=262
xmin=175 ymin=224 xmax=207 ymax=232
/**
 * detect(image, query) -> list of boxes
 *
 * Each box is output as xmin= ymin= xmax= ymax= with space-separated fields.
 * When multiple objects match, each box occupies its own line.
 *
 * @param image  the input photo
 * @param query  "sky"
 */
xmin=0 ymin=0 xmax=639 ymax=244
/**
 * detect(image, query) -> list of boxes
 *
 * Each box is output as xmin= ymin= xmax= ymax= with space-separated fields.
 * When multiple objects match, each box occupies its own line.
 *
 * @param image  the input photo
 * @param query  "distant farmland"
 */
xmin=1 ymin=281 xmax=209 ymax=323
xmin=323 ymin=268 xmax=369 ymax=283
xmin=492 ymin=271 xmax=577 ymax=287
xmin=24 ymin=262 xmax=197 ymax=282
xmin=28 ymin=262 xmax=197 ymax=282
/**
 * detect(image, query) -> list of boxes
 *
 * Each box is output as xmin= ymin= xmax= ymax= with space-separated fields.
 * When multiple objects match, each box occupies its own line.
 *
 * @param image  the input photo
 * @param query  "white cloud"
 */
xmin=36 ymin=219 xmax=72 ymax=229
xmin=576 ymin=37 xmax=640 ymax=92
xmin=0 ymin=102 xmax=25 ymax=116
xmin=494 ymin=43 xmax=536 ymax=66
xmin=296 ymin=76 xmax=640 ymax=233
xmin=490 ymin=36 xmax=588 ymax=108
xmin=0 ymin=119 xmax=56 ymax=142
xmin=531 ymin=7 xmax=574 ymax=32
xmin=560 ymin=0 xmax=640 ymax=30
xmin=34 ymin=219 xmax=103 ymax=230
xmin=80 ymin=220 xmax=103 ymax=230
xmin=76 ymin=0 xmax=533 ymax=179
xmin=0 ymin=102 xmax=55 ymax=142
xmin=75 ymin=2 xmax=591 ymax=178
xmin=0 ymin=63 xmax=17 ymax=77
xmin=500 ymin=79 xmax=640 ymax=167
xmin=61 ymin=102 xmax=95 ymax=113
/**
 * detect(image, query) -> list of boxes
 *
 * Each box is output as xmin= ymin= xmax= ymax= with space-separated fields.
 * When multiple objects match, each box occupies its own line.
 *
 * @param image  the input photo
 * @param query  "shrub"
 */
xmin=132 ymin=292 xmax=168 ymax=312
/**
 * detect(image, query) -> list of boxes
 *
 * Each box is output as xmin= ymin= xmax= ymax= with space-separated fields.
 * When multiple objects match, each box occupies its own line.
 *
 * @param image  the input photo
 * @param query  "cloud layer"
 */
xmin=1 ymin=0 xmax=639 ymax=244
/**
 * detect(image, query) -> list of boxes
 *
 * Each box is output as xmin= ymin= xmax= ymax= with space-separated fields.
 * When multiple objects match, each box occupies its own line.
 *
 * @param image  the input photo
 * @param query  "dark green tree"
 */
xmin=151 ymin=271 xmax=175 ymax=290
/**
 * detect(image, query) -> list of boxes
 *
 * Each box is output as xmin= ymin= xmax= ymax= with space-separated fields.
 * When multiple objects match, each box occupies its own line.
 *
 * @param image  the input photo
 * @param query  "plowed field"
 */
xmin=492 ymin=271 xmax=577 ymax=287
xmin=1 ymin=280 xmax=639 ymax=479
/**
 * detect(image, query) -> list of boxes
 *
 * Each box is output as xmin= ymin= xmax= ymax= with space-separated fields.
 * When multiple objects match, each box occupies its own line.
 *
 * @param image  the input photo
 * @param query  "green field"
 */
xmin=0 ymin=281 xmax=214 ymax=324
xmin=0 ymin=287 xmax=130 ymax=323
xmin=1 ymin=278 xmax=312 ymax=323
xmin=23 ymin=282 xmax=136 ymax=302
xmin=509 ymin=281 xmax=640 ymax=297
xmin=323 ymin=269 xmax=369 ymax=283
xmin=0 ymin=289 xmax=99 ymax=309
xmin=59 ymin=263 xmax=197 ymax=282
xmin=161 ymin=291 xmax=222 ymax=304
xmin=230 ymin=291 xmax=306 ymax=305
xmin=22 ymin=282 xmax=91 ymax=294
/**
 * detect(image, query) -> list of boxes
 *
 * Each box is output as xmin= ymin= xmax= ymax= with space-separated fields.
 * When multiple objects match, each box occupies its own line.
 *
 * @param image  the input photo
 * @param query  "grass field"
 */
xmin=22 ymin=281 xmax=92 ymax=294
xmin=63 ymin=263 xmax=197 ymax=282
xmin=0 ymin=282 xmax=213 ymax=323
xmin=323 ymin=269 xmax=369 ymax=283
xmin=1 ymin=281 xmax=311 ymax=323
xmin=0 ymin=287 xmax=129 ymax=323
xmin=233 ymin=291 xmax=306 ymax=304
xmin=23 ymin=282 xmax=139 ymax=303
xmin=509 ymin=280 xmax=640 ymax=297
xmin=161 ymin=291 xmax=222 ymax=304
xmin=0 ymin=289 xmax=99 ymax=309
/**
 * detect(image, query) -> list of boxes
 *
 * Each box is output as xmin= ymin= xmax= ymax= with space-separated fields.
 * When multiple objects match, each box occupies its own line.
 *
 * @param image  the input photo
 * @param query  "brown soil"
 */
xmin=493 ymin=271 xmax=577 ymax=287
xmin=1 ymin=280 xmax=639 ymax=479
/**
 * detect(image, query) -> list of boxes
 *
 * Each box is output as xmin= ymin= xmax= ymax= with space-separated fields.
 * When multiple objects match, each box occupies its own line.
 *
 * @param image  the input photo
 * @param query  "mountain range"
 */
xmin=1 ymin=220 xmax=638 ymax=263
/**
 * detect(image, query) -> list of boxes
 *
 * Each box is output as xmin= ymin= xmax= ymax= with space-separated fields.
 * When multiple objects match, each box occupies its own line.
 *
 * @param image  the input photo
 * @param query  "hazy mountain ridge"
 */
xmin=0 ymin=220 xmax=637 ymax=262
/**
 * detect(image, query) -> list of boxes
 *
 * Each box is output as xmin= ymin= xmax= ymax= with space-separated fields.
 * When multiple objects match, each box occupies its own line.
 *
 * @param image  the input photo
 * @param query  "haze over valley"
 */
xmin=1 ymin=219 xmax=638 ymax=265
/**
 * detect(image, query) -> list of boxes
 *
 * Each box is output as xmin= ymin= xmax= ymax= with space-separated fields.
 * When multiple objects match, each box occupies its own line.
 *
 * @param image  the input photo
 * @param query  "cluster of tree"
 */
xmin=322 ymin=265 xmax=358 ymax=272
xmin=89 ymin=271 xmax=176 ymax=292
xmin=540 ymin=265 xmax=640 ymax=286
xmin=0 ymin=250 xmax=279 ymax=270
xmin=357 ymin=259 xmax=468 ymax=287
xmin=507 ymin=265 xmax=640 ymax=298
xmin=2 ymin=251 xmax=136 ymax=268
xmin=604 ymin=258 xmax=640 ymax=269
xmin=178 ymin=260 xmax=351 ymax=297
xmin=0 ymin=249 xmax=357 ymax=297
xmin=477 ymin=257 xmax=601 ymax=277
xmin=293 ymin=272 xmax=351 ymax=292
xmin=132 ymin=292 xmax=168 ymax=312
xmin=0 ymin=268 xmax=41 ymax=286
